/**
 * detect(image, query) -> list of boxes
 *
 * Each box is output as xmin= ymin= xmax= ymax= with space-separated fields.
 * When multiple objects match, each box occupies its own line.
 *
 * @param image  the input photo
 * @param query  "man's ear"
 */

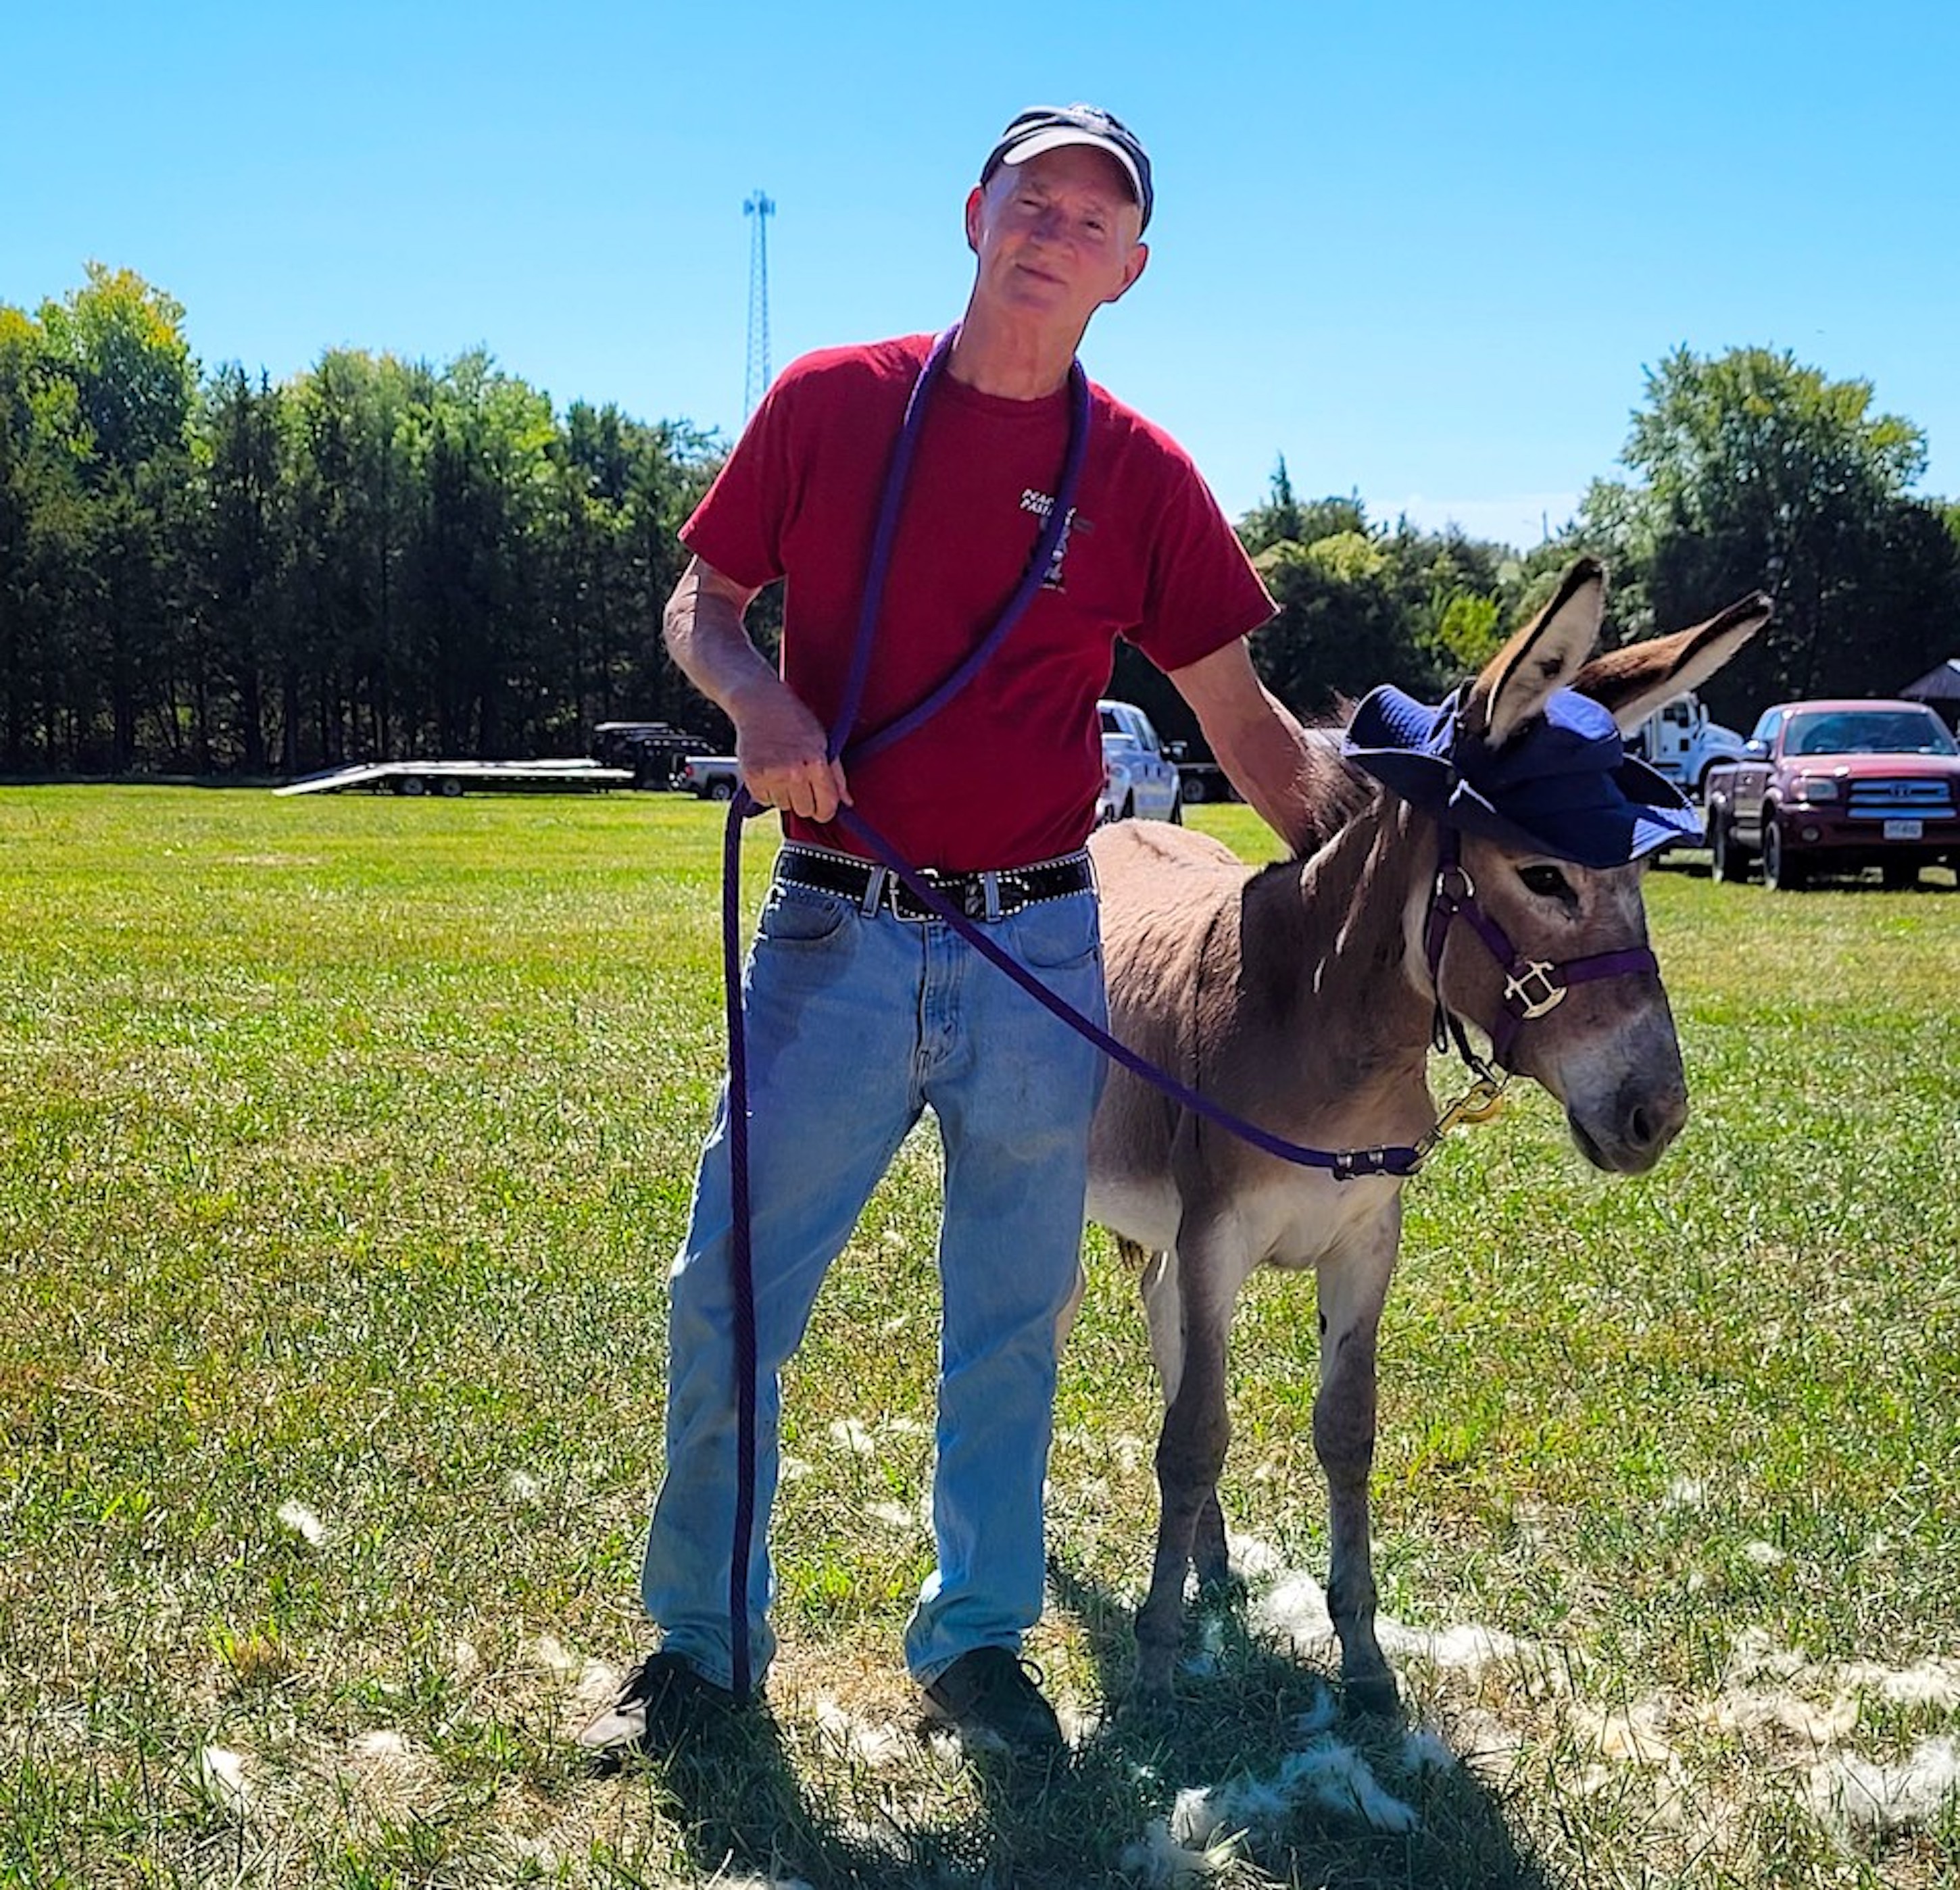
xmin=1106 ymin=241 xmax=1150 ymax=305
xmin=964 ymin=184 xmax=985 ymax=256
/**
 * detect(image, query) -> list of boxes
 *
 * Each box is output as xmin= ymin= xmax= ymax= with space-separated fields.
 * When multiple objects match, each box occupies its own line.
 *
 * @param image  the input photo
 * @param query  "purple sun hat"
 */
xmin=1342 ymin=682 xmax=1702 ymax=868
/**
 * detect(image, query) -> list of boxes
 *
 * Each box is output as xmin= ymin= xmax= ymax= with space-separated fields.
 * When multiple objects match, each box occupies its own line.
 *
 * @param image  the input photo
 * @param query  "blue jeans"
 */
xmin=641 ymin=863 xmax=1108 ymax=1690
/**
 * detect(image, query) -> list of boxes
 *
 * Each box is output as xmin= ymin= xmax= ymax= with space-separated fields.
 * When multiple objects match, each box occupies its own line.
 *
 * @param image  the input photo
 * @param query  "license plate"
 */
xmin=1884 ymin=819 xmax=1924 ymax=840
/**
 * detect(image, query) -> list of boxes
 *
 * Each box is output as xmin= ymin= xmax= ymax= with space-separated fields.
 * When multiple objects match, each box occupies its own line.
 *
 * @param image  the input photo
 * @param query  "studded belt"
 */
xmin=773 ymin=844 xmax=1094 ymax=922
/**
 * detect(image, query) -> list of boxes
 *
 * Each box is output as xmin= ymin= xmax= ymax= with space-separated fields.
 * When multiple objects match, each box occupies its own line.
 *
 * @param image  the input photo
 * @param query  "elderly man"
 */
xmin=586 ymin=103 xmax=1318 ymax=1764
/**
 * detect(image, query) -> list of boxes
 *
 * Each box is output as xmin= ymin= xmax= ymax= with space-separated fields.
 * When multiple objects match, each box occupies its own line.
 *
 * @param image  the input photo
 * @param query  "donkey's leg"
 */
xmin=1192 ymin=1489 xmax=1233 ymax=1591
xmin=1131 ymin=1243 xmax=1188 ymax=1699
xmin=1134 ymin=1220 xmax=1247 ymax=1699
xmin=1315 ymin=1210 xmax=1401 ymax=1716
xmin=1130 ymin=1239 xmax=1179 ymax=1398
xmin=1131 ymin=1243 xmax=1231 ymax=1589
xmin=1135 ymin=1248 xmax=1233 ymax=1590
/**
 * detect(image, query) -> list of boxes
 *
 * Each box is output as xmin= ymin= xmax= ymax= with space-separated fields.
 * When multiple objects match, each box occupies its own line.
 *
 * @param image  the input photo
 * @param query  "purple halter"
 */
xmin=1421 ymin=826 xmax=1661 ymax=1068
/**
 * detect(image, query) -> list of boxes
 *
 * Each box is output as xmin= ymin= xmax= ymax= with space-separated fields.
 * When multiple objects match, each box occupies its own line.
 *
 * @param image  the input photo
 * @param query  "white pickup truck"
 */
xmin=675 ymin=754 xmax=742 ymax=801
xmin=1096 ymin=698 xmax=1183 ymax=825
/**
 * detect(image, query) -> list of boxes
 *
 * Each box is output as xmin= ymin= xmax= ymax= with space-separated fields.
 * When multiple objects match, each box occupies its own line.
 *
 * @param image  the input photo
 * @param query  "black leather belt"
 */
xmin=773 ymin=845 xmax=1094 ymax=922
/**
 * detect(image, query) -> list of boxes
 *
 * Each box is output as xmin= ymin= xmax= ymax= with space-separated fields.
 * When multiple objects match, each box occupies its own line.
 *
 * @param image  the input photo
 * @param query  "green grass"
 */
xmin=3 ymin=787 xmax=1956 ymax=1887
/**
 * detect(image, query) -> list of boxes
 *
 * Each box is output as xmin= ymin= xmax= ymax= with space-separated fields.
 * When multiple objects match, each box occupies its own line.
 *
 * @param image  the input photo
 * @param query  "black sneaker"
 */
xmin=920 ymin=1647 xmax=1064 ymax=1760
xmin=577 ymin=1651 xmax=737 ymax=1772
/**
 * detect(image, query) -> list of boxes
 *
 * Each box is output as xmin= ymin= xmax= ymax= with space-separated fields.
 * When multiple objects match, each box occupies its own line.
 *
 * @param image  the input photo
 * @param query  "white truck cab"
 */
xmin=1628 ymin=690 xmax=1745 ymax=799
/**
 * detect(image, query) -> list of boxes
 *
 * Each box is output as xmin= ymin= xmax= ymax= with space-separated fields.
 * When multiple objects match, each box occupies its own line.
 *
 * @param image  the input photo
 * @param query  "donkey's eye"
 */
xmin=1518 ymin=863 xmax=1573 ymax=901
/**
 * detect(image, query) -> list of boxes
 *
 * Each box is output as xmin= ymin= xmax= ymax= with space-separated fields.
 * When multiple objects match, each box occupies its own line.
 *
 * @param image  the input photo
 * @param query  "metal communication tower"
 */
xmin=743 ymin=191 xmax=775 ymax=419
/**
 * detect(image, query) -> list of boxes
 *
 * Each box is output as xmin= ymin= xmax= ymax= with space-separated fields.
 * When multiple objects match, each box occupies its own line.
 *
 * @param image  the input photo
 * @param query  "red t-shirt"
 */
xmin=681 ymin=332 xmax=1274 ymax=872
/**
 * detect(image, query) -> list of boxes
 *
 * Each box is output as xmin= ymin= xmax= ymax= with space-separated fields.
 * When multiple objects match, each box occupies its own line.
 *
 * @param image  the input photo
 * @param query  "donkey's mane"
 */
xmin=1282 ymin=703 xmax=1386 ymax=863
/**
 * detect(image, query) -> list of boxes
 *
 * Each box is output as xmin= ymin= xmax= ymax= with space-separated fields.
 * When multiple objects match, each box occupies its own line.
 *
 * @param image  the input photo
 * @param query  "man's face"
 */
xmin=964 ymin=144 xmax=1148 ymax=331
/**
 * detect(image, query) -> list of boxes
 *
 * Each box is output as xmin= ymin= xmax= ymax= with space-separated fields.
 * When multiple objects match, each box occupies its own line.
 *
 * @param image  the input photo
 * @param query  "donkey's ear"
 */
xmin=1574 ymin=591 xmax=1773 ymax=733
xmin=1460 ymin=557 xmax=1605 ymax=748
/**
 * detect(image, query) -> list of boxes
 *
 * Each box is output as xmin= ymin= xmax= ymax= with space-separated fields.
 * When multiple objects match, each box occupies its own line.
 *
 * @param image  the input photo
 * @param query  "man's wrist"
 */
xmin=721 ymin=668 xmax=787 ymax=723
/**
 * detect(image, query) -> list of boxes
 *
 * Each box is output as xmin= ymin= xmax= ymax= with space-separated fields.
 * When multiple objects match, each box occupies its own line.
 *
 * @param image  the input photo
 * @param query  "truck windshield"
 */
xmin=1785 ymin=710 xmax=1958 ymax=757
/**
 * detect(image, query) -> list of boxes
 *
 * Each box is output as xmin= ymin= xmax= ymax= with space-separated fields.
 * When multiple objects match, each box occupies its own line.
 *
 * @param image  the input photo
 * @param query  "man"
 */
xmin=585 ymin=103 xmax=1321 ymax=1765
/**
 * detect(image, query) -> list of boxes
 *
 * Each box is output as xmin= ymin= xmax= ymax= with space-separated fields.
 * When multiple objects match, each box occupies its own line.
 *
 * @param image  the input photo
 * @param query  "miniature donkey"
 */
xmin=1082 ymin=559 xmax=1769 ymax=1712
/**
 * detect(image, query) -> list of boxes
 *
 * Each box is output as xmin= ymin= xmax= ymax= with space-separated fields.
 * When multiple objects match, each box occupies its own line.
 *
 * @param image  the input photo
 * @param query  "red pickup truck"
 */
xmin=1703 ymin=698 xmax=1960 ymax=891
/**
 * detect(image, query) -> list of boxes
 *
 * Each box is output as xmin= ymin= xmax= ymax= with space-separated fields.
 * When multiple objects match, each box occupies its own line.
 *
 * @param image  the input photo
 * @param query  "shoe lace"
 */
xmin=966 ymin=1649 xmax=1052 ymax=1716
xmin=965 ymin=1646 xmax=1037 ymax=1681
xmin=627 ymin=1651 xmax=701 ymax=1705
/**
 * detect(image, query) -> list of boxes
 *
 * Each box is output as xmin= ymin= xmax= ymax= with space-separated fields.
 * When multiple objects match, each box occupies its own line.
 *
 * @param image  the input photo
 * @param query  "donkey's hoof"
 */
xmin=1126 ymin=1645 xmax=1178 ymax=1716
xmin=1340 ymin=1670 xmax=1402 ymax=1720
xmin=1194 ymin=1565 xmax=1248 ymax=1605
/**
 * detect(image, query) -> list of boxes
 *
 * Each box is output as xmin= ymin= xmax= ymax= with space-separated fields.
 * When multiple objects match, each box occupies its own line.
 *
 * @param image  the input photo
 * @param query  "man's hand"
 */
xmin=729 ymin=677 xmax=852 ymax=822
xmin=663 ymin=553 xmax=852 ymax=822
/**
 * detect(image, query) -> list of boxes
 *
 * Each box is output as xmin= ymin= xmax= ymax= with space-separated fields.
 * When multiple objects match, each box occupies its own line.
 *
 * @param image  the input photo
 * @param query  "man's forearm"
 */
xmin=1207 ymin=691 xmax=1319 ymax=853
xmin=662 ymin=555 xmax=849 ymax=820
xmin=1170 ymin=639 xmax=1319 ymax=854
xmin=662 ymin=562 xmax=777 ymax=720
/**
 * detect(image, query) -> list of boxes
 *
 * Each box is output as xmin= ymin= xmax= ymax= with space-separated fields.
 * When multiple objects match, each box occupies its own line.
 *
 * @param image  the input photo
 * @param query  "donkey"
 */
xmin=1082 ymin=559 xmax=1769 ymax=1712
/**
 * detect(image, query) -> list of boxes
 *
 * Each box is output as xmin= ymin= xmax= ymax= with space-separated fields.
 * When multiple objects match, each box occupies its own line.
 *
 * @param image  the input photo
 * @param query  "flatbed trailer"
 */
xmin=273 ymin=758 xmax=635 ymax=797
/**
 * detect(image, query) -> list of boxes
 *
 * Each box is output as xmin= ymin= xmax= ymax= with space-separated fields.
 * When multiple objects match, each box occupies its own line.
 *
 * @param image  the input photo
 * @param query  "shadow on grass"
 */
xmin=593 ymin=1561 xmax=1559 ymax=1890
xmin=1046 ymin=1556 xmax=1559 ymax=1890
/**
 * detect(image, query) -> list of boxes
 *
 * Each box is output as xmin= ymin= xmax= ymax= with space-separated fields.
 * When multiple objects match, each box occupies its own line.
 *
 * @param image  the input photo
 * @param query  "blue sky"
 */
xmin=7 ymin=0 xmax=1957 ymax=551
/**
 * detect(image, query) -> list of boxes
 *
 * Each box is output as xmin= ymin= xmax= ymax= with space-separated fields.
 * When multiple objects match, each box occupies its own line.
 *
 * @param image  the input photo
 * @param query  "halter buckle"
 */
xmin=1504 ymin=960 xmax=1567 ymax=1019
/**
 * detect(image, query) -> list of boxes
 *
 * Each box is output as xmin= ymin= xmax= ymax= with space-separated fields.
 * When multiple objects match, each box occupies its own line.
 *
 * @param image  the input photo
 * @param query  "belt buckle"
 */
xmin=889 ymin=868 xmax=939 ymax=922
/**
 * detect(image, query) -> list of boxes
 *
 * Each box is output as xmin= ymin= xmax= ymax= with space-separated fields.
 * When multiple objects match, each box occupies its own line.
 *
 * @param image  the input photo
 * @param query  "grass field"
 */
xmin=3 ymin=785 xmax=1957 ymax=1889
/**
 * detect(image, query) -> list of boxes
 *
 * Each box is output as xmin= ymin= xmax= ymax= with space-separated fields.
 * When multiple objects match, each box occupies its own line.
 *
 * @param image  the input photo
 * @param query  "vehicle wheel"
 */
xmin=1709 ymin=814 xmax=1732 ymax=882
xmin=437 ymin=776 xmax=464 ymax=798
xmin=708 ymin=780 xmax=735 ymax=803
xmin=1709 ymin=813 xmax=1748 ymax=884
xmin=1181 ymin=773 xmax=1208 ymax=805
xmin=397 ymin=775 xmax=426 ymax=797
xmin=1169 ymin=791 xmax=1183 ymax=826
xmin=1762 ymin=821 xmax=1807 ymax=891
xmin=1880 ymin=860 xmax=1919 ymax=892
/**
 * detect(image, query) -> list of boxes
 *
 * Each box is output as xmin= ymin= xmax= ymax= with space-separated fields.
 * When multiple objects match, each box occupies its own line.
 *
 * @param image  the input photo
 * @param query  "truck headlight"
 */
xmin=1794 ymin=774 xmax=1839 ymax=803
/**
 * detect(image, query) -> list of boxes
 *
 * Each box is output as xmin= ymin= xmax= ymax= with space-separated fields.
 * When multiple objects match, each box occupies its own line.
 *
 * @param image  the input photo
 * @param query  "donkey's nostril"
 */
xmin=1626 ymin=1088 xmax=1688 ymax=1157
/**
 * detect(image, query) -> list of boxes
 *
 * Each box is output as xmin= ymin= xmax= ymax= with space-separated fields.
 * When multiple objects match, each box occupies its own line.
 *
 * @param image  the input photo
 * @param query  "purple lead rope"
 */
xmin=718 ymin=801 xmax=760 ymax=1698
xmin=824 ymin=328 xmax=959 ymax=762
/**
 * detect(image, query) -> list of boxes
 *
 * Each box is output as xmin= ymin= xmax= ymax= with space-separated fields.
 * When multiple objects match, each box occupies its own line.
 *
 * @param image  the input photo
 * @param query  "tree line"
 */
xmin=0 ymin=266 xmax=724 ymax=777
xmin=5 ymin=266 xmax=1959 ymax=778
xmin=1127 ymin=347 xmax=1960 ymax=752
